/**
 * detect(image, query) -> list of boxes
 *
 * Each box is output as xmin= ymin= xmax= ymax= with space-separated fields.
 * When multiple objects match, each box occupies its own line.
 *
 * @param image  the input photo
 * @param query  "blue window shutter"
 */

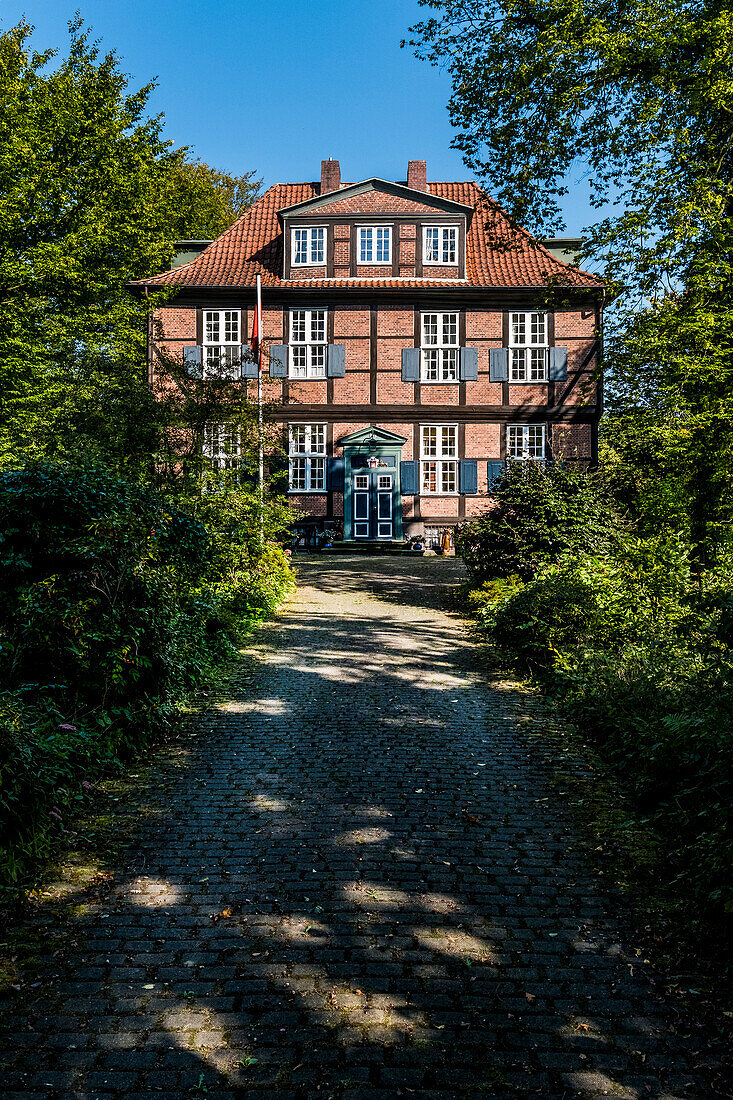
xmin=457 ymin=347 xmax=479 ymax=382
xmin=240 ymin=345 xmax=258 ymax=378
xmin=183 ymin=345 xmax=202 ymax=379
xmin=328 ymin=456 xmax=344 ymax=491
xmin=327 ymin=344 xmax=346 ymax=377
xmin=400 ymin=460 xmax=419 ymax=495
xmin=487 ymin=460 xmax=504 ymax=489
xmin=269 ymin=343 xmax=288 ymax=378
xmin=460 ymin=346 xmax=478 ymax=381
xmin=549 ymin=346 xmax=568 ymax=380
xmin=460 ymin=459 xmax=478 ymax=495
xmin=490 ymin=348 xmax=509 ymax=382
xmin=401 ymin=347 xmax=420 ymax=382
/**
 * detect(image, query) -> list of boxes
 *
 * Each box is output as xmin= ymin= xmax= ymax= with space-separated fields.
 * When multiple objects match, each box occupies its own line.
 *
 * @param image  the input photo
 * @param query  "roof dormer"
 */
xmin=281 ymin=161 xmax=472 ymax=281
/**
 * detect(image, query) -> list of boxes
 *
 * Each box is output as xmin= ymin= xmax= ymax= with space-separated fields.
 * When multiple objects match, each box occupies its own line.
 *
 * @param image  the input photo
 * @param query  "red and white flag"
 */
xmin=251 ymin=273 xmax=263 ymax=371
xmin=250 ymin=302 xmax=259 ymax=357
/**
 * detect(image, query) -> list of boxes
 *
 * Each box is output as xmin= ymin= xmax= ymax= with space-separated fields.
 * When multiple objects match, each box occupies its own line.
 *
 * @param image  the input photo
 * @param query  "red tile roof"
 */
xmin=132 ymin=181 xmax=602 ymax=291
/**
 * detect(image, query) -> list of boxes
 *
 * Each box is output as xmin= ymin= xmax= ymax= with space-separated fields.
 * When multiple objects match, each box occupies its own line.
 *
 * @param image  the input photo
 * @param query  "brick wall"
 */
xmin=334 ymin=307 xmax=371 ymax=338
xmin=289 ymin=494 xmax=327 ymax=516
xmin=151 ymin=300 xmax=600 ymax=531
xmin=552 ymin=422 xmax=592 ymax=462
xmin=151 ymin=303 xmax=600 ymax=426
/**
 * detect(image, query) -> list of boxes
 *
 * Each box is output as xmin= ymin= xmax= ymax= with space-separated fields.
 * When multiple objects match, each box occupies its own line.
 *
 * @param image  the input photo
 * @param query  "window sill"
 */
xmin=288 ymin=489 xmax=328 ymax=494
xmin=508 ymin=379 xmax=549 ymax=384
xmin=288 ymin=376 xmax=327 ymax=381
xmin=420 ymin=378 xmax=460 ymax=385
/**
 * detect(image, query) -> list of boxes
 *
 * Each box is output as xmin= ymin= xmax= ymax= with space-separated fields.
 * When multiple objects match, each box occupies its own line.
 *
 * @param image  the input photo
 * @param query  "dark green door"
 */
xmin=352 ymin=469 xmax=395 ymax=539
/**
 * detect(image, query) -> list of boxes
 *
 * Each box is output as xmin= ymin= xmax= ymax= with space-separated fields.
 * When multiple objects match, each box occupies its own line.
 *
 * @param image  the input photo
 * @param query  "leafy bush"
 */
xmin=462 ymin=576 xmax=523 ymax=615
xmin=0 ymin=464 xmax=293 ymax=885
xmin=455 ymin=460 xmax=621 ymax=581
xmin=194 ymin=485 xmax=294 ymax=616
xmin=469 ymin=536 xmax=733 ymax=913
xmin=487 ymin=534 xmax=691 ymax=669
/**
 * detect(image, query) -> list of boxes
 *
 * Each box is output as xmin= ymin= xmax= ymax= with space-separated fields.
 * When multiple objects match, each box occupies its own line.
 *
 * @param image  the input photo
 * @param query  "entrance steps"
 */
xmin=319 ymin=540 xmax=424 ymax=556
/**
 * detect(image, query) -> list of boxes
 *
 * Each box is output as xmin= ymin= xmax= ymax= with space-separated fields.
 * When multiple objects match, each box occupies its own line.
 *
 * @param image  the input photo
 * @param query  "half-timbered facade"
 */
xmin=133 ymin=159 xmax=604 ymax=546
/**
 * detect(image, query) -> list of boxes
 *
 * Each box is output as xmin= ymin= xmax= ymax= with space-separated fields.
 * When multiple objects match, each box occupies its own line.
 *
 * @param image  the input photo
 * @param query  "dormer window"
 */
xmin=359 ymin=226 xmax=391 ymax=264
xmin=424 ymin=226 xmax=457 ymax=265
xmin=292 ymin=226 xmax=325 ymax=265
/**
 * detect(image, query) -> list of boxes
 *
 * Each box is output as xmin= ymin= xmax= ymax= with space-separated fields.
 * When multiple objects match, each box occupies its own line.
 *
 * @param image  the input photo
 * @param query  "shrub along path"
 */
xmin=0 ymin=556 xmax=721 ymax=1098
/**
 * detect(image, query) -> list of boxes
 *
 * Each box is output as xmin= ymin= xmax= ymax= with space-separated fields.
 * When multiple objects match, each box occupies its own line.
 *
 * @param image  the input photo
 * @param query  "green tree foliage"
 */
xmin=0 ymin=19 xmax=289 ymax=885
xmin=455 ymin=461 xmax=621 ymax=581
xmin=478 ymin=542 xmax=733 ymax=913
xmin=406 ymin=0 xmax=732 ymax=271
xmin=168 ymin=159 xmax=261 ymax=239
xmin=459 ymin=465 xmax=733 ymax=912
xmin=406 ymin=0 xmax=733 ymax=566
xmin=0 ymin=19 xmax=260 ymax=474
xmin=0 ymin=462 xmax=293 ymax=884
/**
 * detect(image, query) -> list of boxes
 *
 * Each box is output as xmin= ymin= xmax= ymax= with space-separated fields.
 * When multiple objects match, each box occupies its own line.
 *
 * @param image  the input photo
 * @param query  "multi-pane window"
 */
xmin=423 ymin=226 xmax=458 ymax=264
xmin=421 ymin=312 xmax=459 ymax=381
xmin=421 ymin=424 xmax=458 ymax=494
xmin=507 ymin=424 xmax=546 ymax=460
xmin=203 ymin=310 xmax=240 ymax=376
xmin=358 ymin=226 xmax=391 ymax=264
xmin=289 ymin=310 xmax=327 ymax=378
xmin=509 ymin=311 xmax=548 ymax=381
xmin=289 ymin=423 xmax=327 ymax=491
xmin=203 ymin=423 xmax=242 ymax=473
xmin=292 ymin=226 xmax=326 ymax=265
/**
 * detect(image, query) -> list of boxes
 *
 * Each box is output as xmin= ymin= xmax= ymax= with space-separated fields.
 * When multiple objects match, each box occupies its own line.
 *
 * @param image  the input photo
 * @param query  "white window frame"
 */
xmin=289 ymin=309 xmax=327 ymax=379
xmin=358 ymin=225 xmax=392 ymax=265
xmin=203 ymin=423 xmax=243 ymax=473
xmin=420 ymin=424 xmax=458 ymax=495
xmin=291 ymin=226 xmax=326 ymax=266
xmin=202 ymin=309 xmax=241 ymax=378
xmin=288 ymin=423 xmax=327 ymax=492
xmin=423 ymin=225 xmax=458 ymax=265
xmin=509 ymin=311 xmax=549 ymax=382
xmin=507 ymin=424 xmax=546 ymax=460
xmin=421 ymin=311 xmax=459 ymax=382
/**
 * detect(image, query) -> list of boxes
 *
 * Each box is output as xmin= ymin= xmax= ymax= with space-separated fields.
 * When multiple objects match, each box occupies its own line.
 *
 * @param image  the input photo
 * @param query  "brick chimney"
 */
xmin=407 ymin=160 xmax=428 ymax=192
xmin=321 ymin=159 xmax=341 ymax=194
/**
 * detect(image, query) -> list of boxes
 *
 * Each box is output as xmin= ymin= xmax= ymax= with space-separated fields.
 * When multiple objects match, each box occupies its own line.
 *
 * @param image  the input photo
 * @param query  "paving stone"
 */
xmin=0 ymin=557 xmax=725 ymax=1097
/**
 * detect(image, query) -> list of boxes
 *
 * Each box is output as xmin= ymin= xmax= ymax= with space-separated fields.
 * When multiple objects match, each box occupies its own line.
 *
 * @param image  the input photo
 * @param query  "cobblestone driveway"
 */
xmin=1 ymin=557 xmax=713 ymax=1098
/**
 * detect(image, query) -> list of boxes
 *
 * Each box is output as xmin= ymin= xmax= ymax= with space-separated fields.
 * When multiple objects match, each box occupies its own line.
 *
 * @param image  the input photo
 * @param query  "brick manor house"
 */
xmin=133 ymin=159 xmax=604 ymax=546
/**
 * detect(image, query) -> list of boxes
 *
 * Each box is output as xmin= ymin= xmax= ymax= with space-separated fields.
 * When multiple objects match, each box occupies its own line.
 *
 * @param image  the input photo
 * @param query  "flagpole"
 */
xmin=256 ymin=273 xmax=264 ymax=545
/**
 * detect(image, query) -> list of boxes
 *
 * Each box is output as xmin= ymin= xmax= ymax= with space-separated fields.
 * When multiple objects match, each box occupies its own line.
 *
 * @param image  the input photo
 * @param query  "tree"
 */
xmin=0 ymin=19 xmax=260 ymax=475
xmin=455 ymin=460 xmax=621 ymax=581
xmin=167 ymin=159 xmax=261 ymax=239
xmin=405 ymin=0 xmax=733 ymax=567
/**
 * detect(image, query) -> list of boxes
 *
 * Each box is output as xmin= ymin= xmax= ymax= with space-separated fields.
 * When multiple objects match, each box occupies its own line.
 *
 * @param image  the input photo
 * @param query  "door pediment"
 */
xmin=338 ymin=425 xmax=407 ymax=447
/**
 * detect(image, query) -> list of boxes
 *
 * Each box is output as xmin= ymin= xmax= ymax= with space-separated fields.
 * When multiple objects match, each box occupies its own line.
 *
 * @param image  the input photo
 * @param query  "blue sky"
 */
xmin=1 ymin=0 xmax=593 ymax=233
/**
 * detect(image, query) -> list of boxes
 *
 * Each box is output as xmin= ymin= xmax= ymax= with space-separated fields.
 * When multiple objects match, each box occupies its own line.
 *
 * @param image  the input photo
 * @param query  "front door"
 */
xmin=352 ymin=470 xmax=394 ymax=539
